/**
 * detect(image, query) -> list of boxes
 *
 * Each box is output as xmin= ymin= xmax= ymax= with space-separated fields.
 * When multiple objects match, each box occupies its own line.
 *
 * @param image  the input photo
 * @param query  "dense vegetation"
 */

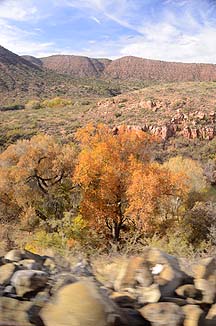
xmin=0 ymin=123 xmax=215 ymax=256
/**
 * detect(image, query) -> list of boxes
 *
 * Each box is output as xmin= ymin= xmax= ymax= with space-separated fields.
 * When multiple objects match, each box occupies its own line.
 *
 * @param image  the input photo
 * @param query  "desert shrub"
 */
xmin=25 ymin=100 xmax=41 ymax=110
xmin=115 ymin=112 xmax=122 ymax=118
xmin=118 ymin=98 xmax=128 ymax=103
xmin=19 ymin=206 xmax=40 ymax=231
xmin=183 ymin=201 xmax=216 ymax=245
xmin=80 ymin=100 xmax=91 ymax=105
xmin=5 ymin=129 xmax=36 ymax=145
xmin=118 ymin=104 xmax=126 ymax=108
xmin=143 ymin=232 xmax=196 ymax=258
xmin=41 ymin=97 xmax=73 ymax=108
xmin=24 ymin=213 xmax=90 ymax=254
xmin=204 ymin=159 xmax=216 ymax=185
xmin=26 ymin=230 xmax=66 ymax=254
xmin=0 ymin=104 xmax=25 ymax=112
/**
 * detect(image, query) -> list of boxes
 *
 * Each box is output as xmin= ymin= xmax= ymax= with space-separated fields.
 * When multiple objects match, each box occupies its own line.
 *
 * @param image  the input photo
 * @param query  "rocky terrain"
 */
xmin=93 ymin=82 xmax=216 ymax=142
xmin=0 ymin=247 xmax=216 ymax=325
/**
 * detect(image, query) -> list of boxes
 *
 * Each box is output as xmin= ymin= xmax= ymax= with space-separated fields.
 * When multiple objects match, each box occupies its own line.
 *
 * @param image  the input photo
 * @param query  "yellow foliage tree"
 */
xmin=163 ymin=156 xmax=206 ymax=193
xmin=163 ymin=156 xmax=207 ymax=210
xmin=126 ymin=158 xmax=188 ymax=234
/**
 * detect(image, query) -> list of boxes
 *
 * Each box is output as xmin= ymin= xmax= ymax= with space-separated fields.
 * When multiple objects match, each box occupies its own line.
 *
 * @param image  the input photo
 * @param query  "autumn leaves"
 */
xmin=0 ymin=124 xmax=191 ymax=243
xmin=74 ymin=124 xmax=187 ymax=241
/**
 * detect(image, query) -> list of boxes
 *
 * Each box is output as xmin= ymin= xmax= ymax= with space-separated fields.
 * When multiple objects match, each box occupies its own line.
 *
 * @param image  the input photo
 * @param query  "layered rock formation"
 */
xmin=95 ymin=87 xmax=216 ymax=141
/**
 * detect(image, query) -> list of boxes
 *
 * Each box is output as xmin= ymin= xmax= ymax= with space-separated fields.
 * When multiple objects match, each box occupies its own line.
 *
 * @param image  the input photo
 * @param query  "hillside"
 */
xmin=1 ymin=81 xmax=216 ymax=162
xmin=22 ymin=55 xmax=43 ymax=67
xmin=0 ymin=46 xmax=149 ymax=105
xmin=0 ymin=46 xmax=45 ymax=104
xmin=39 ymin=54 xmax=216 ymax=82
xmin=41 ymin=55 xmax=111 ymax=78
xmin=2 ymin=45 xmax=216 ymax=105
xmin=104 ymin=56 xmax=216 ymax=81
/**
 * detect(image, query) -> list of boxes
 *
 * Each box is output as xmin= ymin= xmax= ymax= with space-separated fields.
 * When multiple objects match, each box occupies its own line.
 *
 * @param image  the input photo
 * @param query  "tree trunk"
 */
xmin=112 ymin=222 xmax=121 ymax=242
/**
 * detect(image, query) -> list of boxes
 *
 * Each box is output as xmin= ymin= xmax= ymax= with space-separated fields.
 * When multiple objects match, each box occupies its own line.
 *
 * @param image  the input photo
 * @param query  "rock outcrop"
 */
xmin=1 ymin=248 xmax=216 ymax=325
xmin=96 ymin=92 xmax=216 ymax=141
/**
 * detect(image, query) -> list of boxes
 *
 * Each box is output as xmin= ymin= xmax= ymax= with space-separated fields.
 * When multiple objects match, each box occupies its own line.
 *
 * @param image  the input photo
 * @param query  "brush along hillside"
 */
xmin=1 ymin=82 xmax=216 ymax=161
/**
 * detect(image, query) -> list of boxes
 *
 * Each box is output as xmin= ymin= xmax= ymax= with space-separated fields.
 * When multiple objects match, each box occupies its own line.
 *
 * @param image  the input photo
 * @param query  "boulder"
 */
xmin=175 ymin=284 xmax=202 ymax=300
xmin=3 ymin=284 xmax=16 ymax=296
xmin=32 ymin=290 xmax=50 ymax=306
xmin=0 ymin=263 xmax=16 ymax=285
xmin=4 ymin=249 xmax=44 ymax=264
xmin=50 ymin=272 xmax=77 ymax=294
xmin=110 ymin=291 xmax=136 ymax=308
xmin=205 ymin=304 xmax=216 ymax=326
xmin=182 ymin=304 xmax=205 ymax=326
xmin=5 ymin=249 xmax=25 ymax=262
xmin=23 ymin=250 xmax=46 ymax=264
xmin=40 ymin=280 xmax=127 ymax=326
xmin=139 ymin=302 xmax=184 ymax=326
xmin=148 ymin=249 xmax=186 ymax=296
xmin=193 ymin=257 xmax=216 ymax=280
xmin=135 ymin=263 xmax=154 ymax=287
xmin=0 ymin=297 xmax=33 ymax=325
xmin=193 ymin=257 xmax=216 ymax=304
xmin=11 ymin=270 xmax=48 ymax=297
xmin=121 ymin=308 xmax=151 ymax=326
xmin=114 ymin=257 xmax=152 ymax=291
xmin=43 ymin=257 xmax=57 ymax=273
xmin=71 ymin=259 xmax=93 ymax=277
xmin=138 ymin=283 xmax=161 ymax=304
xmin=194 ymin=278 xmax=215 ymax=304
xmin=18 ymin=259 xmax=41 ymax=270
xmin=160 ymin=297 xmax=187 ymax=306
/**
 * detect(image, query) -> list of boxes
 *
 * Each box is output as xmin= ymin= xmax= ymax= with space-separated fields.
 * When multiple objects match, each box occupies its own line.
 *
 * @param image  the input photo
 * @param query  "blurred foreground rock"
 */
xmin=0 ymin=248 xmax=216 ymax=325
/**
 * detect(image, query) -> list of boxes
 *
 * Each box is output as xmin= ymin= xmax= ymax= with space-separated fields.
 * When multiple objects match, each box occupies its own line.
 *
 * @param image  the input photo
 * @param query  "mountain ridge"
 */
xmin=2 ymin=44 xmax=216 ymax=105
xmin=23 ymin=52 xmax=216 ymax=82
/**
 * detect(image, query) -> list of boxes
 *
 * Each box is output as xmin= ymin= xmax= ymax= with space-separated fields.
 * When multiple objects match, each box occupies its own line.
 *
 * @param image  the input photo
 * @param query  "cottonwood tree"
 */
xmin=163 ymin=156 xmax=207 ymax=209
xmin=73 ymin=124 xmax=185 ymax=242
xmin=127 ymin=158 xmax=188 ymax=235
xmin=0 ymin=134 xmax=77 ymax=228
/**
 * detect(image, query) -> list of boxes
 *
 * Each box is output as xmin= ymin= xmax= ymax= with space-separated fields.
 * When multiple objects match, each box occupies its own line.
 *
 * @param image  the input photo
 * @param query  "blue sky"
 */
xmin=0 ymin=0 xmax=216 ymax=62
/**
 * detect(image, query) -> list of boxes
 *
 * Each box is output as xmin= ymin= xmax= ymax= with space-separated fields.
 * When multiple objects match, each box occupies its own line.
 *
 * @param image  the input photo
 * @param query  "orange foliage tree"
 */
xmin=73 ymin=124 xmax=186 ymax=242
xmin=0 ymin=134 xmax=77 ymax=227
